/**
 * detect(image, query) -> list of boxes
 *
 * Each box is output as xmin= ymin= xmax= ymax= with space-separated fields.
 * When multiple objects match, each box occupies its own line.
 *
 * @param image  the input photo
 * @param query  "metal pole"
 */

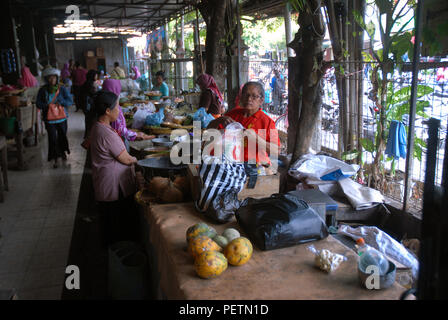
xmin=403 ymin=0 xmax=424 ymax=212
xmin=418 ymin=117 xmax=441 ymax=299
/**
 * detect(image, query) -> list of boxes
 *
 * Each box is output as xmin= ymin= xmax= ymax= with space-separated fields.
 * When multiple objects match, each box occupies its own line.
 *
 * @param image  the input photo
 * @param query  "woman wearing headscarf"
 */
xmin=102 ymin=79 xmax=153 ymax=147
xmin=60 ymin=61 xmax=73 ymax=92
xmin=80 ymin=69 xmax=100 ymax=139
xmin=18 ymin=65 xmax=38 ymax=88
xmin=196 ymin=73 xmax=224 ymax=117
xmin=89 ymin=90 xmax=139 ymax=246
xmin=130 ymin=66 xmax=141 ymax=80
xmin=36 ymin=67 xmax=73 ymax=168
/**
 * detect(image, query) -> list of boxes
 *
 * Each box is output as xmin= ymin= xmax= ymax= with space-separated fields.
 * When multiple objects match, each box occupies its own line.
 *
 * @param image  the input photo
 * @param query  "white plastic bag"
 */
xmin=337 ymin=225 xmax=419 ymax=279
xmin=308 ymin=245 xmax=347 ymax=273
xmin=132 ymin=108 xmax=153 ymax=129
xmin=289 ymin=154 xmax=359 ymax=181
xmin=222 ymin=122 xmax=244 ymax=162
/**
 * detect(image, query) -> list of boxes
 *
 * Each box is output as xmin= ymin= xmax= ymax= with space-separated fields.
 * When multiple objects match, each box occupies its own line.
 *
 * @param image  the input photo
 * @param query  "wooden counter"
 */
xmin=142 ymin=201 xmax=408 ymax=300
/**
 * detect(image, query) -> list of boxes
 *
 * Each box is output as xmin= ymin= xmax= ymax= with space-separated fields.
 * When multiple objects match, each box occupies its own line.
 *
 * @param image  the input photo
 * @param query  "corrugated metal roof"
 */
xmin=12 ymin=0 xmax=195 ymax=31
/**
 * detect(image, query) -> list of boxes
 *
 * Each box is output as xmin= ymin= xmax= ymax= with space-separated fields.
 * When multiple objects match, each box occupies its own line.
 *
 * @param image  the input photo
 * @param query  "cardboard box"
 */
xmin=85 ymin=50 xmax=95 ymax=57
xmin=96 ymin=47 xmax=104 ymax=57
xmin=187 ymin=164 xmax=280 ymax=201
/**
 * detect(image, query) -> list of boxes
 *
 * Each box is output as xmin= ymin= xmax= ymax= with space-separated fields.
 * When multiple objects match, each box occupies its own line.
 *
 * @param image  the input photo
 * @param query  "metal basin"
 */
xmin=152 ymin=137 xmax=174 ymax=147
xmin=358 ymin=260 xmax=396 ymax=289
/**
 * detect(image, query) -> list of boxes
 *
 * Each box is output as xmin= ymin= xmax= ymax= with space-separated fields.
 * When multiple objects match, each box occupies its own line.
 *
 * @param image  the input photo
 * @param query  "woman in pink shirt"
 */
xmin=89 ymin=90 xmax=139 ymax=246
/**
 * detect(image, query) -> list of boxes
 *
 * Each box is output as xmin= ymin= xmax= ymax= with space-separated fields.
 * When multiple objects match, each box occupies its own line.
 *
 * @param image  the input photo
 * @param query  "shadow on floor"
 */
xmin=61 ymin=152 xmax=108 ymax=299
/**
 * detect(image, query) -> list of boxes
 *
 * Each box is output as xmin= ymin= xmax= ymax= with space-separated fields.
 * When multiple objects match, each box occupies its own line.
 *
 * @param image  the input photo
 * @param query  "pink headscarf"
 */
xmin=18 ymin=66 xmax=38 ymax=88
xmin=102 ymin=78 xmax=137 ymax=141
xmin=196 ymin=74 xmax=223 ymax=104
xmin=61 ymin=62 xmax=71 ymax=79
xmin=131 ymin=66 xmax=141 ymax=80
xmin=102 ymin=79 xmax=122 ymax=97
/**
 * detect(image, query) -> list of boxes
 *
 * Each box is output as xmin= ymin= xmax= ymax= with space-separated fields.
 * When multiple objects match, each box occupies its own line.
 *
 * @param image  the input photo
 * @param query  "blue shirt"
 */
xmin=36 ymin=85 xmax=73 ymax=122
xmin=150 ymin=82 xmax=169 ymax=101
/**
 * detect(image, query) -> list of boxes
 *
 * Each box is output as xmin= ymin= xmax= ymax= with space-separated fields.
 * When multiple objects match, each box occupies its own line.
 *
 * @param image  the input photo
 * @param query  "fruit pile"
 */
xmin=186 ymin=223 xmax=253 ymax=279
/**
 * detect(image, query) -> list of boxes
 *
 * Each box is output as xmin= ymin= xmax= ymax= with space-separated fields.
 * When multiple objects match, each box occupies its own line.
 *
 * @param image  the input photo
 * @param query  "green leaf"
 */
xmin=360 ymin=138 xmax=375 ymax=153
xmin=388 ymin=85 xmax=434 ymax=106
xmin=413 ymin=136 xmax=426 ymax=162
xmin=387 ymin=100 xmax=430 ymax=122
xmin=366 ymin=21 xmax=376 ymax=38
xmin=353 ymin=10 xmax=367 ymax=31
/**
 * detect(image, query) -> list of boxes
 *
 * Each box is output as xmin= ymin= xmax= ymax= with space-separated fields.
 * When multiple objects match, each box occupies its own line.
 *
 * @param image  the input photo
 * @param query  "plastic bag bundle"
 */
xmin=222 ymin=122 xmax=244 ymax=162
xmin=203 ymin=188 xmax=241 ymax=224
xmin=195 ymin=155 xmax=247 ymax=223
xmin=289 ymin=154 xmax=360 ymax=181
xmin=338 ymin=225 xmax=419 ymax=278
xmin=145 ymin=107 xmax=165 ymax=126
xmin=307 ymin=245 xmax=347 ymax=273
xmin=235 ymin=193 xmax=329 ymax=251
xmin=132 ymin=106 xmax=155 ymax=130
xmin=193 ymin=107 xmax=215 ymax=128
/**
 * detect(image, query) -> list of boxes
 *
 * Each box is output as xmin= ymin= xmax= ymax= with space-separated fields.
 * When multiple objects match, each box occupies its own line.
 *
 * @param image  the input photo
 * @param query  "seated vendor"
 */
xmin=89 ymin=91 xmax=139 ymax=247
xmin=102 ymin=79 xmax=153 ymax=145
xmin=207 ymin=81 xmax=280 ymax=167
xmin=150 ymin=71 xmax=169 ymax=101
xmin=196 ymin=73 xmax=224 ymax=117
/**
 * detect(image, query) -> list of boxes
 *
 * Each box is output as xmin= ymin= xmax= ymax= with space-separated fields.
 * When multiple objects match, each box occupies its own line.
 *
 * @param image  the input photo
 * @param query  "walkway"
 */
xmin=0 ymin=106 xmax=86 ymax=299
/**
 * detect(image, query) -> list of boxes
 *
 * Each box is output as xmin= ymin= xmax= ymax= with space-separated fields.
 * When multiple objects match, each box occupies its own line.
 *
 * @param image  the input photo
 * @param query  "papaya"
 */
xmin=186 ymin=223 xmax=217 ymax=243
xmin=224 ymin=237 xmax=253 ymax=266
xmin=188 ymin=235 xmax=222 ymax=259
xmin=194 ymin=251 xmax=228 ymax=279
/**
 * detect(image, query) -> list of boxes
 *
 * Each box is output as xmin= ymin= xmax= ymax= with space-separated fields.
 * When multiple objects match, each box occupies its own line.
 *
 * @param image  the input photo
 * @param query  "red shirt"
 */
xmin=224 ymin=107 xmax=280 ymax=164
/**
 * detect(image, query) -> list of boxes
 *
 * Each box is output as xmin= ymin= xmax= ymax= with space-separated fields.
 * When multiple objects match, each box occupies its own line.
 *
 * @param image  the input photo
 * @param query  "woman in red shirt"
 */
xmin=208 ymin=81 xmax=279 ymax=166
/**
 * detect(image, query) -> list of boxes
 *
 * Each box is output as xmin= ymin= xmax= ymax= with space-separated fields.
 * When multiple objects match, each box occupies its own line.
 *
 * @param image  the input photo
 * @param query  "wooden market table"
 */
xmin=141 ymin=201 xmax=409 ymax=300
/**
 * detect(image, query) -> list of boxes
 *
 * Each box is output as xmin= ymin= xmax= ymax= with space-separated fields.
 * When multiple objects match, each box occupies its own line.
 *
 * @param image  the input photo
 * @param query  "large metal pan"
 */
xmin=137 ymin=156 xmax=187 ymax=181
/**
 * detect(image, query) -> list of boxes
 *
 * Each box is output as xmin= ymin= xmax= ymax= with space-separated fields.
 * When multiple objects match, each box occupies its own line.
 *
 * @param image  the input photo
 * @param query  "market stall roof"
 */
xmin=12 ymin=0 xmax=195 ymax=32
xmin=241 ymin=0 xmax=291 ymax=19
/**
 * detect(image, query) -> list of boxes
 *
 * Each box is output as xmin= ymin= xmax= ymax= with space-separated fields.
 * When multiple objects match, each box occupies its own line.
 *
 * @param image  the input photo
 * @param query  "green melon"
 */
xmin=186 ymin=223 xmax=217 ymax=243
xmin=213 ymin=235 xmax=229 ymax=249
xmin=222 ymin=228 xmax=240 ymax=242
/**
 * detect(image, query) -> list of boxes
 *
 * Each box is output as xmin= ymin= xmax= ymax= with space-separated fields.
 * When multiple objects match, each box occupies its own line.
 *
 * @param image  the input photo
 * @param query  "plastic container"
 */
xmin=356 ymin=237 xmax=389 ymax=276
xmin=108 ymin=241 xmax=149 ymax=300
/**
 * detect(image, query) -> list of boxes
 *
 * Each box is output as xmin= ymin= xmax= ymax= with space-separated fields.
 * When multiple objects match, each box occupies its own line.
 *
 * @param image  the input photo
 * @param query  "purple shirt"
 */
xmin=111 ymin=106 xmax=137 ymax=141
xmin=90 ymin=122 xmax=136 ymax=202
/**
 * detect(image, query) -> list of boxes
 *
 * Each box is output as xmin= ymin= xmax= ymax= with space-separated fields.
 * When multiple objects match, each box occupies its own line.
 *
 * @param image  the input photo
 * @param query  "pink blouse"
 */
xmin=90 ymin=122 xmax=136 ymax=202
xmin=111 ymin=106 xmax=137 ymax=141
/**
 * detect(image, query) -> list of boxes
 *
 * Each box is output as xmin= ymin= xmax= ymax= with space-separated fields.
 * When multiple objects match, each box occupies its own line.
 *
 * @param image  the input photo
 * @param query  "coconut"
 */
xmin=148 ymin=176 xmax=169 ymax=195
xmin=159 ymin=181 xmax=184 ymax=203
xmin=173 ymin=176 xmax=189 ymax=194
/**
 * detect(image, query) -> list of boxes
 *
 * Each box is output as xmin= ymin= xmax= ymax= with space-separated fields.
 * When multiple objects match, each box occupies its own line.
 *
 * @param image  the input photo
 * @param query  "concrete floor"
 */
xmin=0 ymin=106 xmax=87 ymax=299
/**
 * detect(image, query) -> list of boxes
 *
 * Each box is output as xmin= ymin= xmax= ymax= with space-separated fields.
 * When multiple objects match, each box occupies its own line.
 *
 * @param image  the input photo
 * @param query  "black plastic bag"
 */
xmin=235 ymin=193 xmax=329 ymax=250
xmin=203 ymin=188 xmax=241 ymax=223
